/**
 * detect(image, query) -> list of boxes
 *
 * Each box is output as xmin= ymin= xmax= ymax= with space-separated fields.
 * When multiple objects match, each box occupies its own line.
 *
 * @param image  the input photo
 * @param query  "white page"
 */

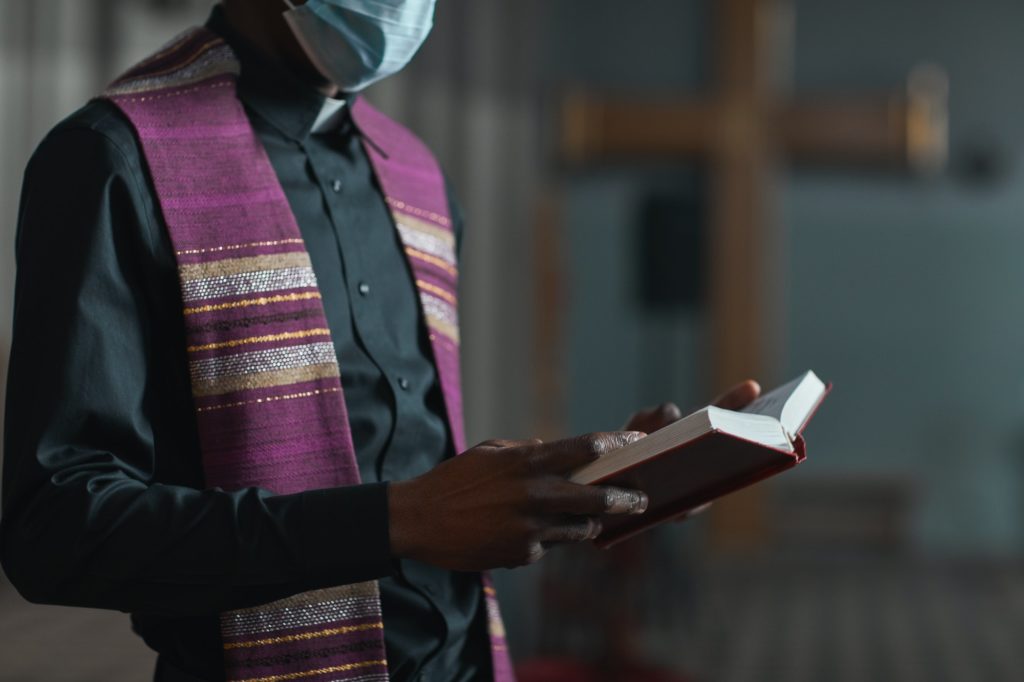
xmin=741 ymin=370 xmax=825 ymax=437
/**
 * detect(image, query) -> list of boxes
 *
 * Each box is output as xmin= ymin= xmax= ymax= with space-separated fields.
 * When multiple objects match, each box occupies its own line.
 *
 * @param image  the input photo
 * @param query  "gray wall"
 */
xmin=558 ymin=0 xmax=1024 ymax=554
xmin=784 ymin=0 xmax=1024 ymax=553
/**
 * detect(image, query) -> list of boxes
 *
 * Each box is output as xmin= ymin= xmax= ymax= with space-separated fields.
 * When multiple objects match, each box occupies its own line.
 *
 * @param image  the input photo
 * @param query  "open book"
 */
xmin=571 ymin=371 xmax=830 ymax=547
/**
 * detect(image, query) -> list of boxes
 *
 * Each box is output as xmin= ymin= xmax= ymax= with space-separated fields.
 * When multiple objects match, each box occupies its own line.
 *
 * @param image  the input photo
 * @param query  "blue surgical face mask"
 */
xmin=282 ymin=0 xmax=436 ymax=93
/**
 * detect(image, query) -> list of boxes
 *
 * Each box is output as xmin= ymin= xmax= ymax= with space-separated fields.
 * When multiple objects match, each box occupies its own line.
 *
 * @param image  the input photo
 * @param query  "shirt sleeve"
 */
xmin=0 ymin=117 xmax=394 ymax=618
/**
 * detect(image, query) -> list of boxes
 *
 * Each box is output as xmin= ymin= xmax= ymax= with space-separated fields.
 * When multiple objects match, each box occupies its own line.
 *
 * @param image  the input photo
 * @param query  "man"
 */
xmin=0 ymin=1 xmax=759 ymax=680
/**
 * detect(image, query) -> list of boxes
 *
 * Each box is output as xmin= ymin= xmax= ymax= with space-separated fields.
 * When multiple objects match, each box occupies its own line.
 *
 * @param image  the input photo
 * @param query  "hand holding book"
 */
xmin=622 ymin=380 xmax=764 ymax=524
xmin=389 ymin=431 xmax=652 ymax=570
xmin=388 ymin=374 xmax=825 ymax=569
xmin=580 ymin=371 xmax=830 ymax=547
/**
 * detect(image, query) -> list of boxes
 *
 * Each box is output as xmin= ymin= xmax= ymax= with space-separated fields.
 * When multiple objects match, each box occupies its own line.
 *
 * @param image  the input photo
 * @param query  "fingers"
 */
xmin=712 ymin=379 xmax=762 ymax=410
xmin=477 ymin=438 xmax=542 ymax=449
xmin=659 ymin=402 xmax=683 ymax=422
xmin=602 ymin=487 xmax=649 ymax=514
xmin=524 ymin=432 xmax=644 ymax=474
xmin=510 ymin=520 xmax=605 ymax=568
xmin=532 ymin=481 xmax=648 ymax=516
xmin=624 ymin=402 xmax=683 ymax=433
xmin=531 ymin=487 xmax=648 ymax=547
xmin=538 ymin=517 xmax=603 ymax=544
xmin=515 ymin=498 xmax=646 ymax=564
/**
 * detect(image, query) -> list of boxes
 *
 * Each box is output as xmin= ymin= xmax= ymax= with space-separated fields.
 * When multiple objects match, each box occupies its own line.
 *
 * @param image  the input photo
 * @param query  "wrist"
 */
xmin=387 ymin=479 xmax=422 ymax=560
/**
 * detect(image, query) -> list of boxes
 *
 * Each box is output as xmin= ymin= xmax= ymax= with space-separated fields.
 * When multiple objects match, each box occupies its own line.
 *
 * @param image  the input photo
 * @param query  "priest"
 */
xmin=0 ymin=2 xmax=758 ymax=681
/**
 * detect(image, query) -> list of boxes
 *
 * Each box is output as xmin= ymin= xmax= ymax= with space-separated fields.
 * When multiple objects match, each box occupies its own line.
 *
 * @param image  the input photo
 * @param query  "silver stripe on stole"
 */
xmin=221 ymin=596 xmax=383 ymax=637
xmin=420 ymin=293 xmax=459 ymax=327
xmin=181 ymin=266 xmax=318 ymax=302
xmin=189 ymin=341 xmax=336 ymax=381
xmin=396 ymin=223 xmax=456 ymax=266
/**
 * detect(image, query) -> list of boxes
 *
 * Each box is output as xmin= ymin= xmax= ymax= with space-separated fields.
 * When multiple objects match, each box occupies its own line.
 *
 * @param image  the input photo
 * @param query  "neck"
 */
xmin=221 ymin=1 xmax=340 ymax=98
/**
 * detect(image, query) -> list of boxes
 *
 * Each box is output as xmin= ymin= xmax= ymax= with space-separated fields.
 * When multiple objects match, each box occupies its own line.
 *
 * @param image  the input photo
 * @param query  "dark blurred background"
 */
xmin=1 ymin=1 xmax=1023 ymax=680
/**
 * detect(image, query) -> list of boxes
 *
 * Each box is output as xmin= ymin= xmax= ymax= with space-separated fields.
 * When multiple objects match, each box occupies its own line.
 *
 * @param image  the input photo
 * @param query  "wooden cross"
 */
xmin=552 ymin=0 xmax=948 ymax=551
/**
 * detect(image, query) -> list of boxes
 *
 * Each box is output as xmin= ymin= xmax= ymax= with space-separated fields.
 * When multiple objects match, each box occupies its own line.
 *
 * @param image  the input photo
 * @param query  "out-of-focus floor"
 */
xmin=0 ymin=575 xmax=154 ymax=681
xmin=648 ymin=557 xmax=1024 ymax=682
xmin=2 ymin=558 xmax=1024 ymax=681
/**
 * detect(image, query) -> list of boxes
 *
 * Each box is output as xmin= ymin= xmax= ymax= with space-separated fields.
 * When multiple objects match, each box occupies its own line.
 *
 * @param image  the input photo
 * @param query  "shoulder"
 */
xmin=19 ymin=98 xmax=163 ymax=263
xmin=29 ymin=99 xmax=145 ymax=181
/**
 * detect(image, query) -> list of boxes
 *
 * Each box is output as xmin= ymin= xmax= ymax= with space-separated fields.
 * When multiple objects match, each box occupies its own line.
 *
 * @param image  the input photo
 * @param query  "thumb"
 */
xmin=712 ymin=380 xmax=761 ymax=410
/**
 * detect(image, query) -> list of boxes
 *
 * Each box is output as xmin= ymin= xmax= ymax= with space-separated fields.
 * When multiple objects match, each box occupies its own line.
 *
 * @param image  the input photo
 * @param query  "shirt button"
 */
xmin=331 ymin=178 xmax=343 ymax=193
xmin=398 ymin=377 xmax=410 ymax=391
xmin=358 ymin=282 xmax=370 ymax=296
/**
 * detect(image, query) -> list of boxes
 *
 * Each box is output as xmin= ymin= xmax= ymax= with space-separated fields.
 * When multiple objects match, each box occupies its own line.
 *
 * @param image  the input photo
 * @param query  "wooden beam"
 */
xmin=781 ymin=67 xmax=948 ymax=169
xmin=562 ymin=93 xmax=717 ymax=163
xmin=781 ymin=102 xmax=905 ymax=169
xmin=702 ymin=0 xmax=781 ymax=553
xmin=562 ymin=89 xmax=948 ymax=170
xmin=533 ymin=192 xmax=567 ymax=442
xmin=708 ymin=0 xmax=781 ymax=393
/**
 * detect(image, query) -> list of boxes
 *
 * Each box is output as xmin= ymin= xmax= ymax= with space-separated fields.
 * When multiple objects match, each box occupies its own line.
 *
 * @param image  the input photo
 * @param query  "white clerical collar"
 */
xmin=311 ymin=97 xmax=348 ymax=135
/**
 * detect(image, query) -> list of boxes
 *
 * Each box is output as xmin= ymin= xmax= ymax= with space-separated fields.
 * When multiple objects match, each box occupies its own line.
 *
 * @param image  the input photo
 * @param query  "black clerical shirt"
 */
xmin=0 ymin=8 xmax=490 ymax=682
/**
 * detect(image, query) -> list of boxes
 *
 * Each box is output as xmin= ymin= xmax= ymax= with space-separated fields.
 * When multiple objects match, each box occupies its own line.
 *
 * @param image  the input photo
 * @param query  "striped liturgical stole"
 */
xmin=103 ymin=28 xmax=513 ymax=682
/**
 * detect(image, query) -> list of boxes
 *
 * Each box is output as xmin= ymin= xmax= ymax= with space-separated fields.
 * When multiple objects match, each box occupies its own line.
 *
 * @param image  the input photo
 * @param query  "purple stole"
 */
xmin=103 ymin=28 xmax=513 ymax=682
